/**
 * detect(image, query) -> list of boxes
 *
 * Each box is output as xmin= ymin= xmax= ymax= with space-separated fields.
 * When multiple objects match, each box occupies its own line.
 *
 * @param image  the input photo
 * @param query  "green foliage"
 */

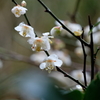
xmin=62 ymin=89 xmax=84 ymax=100
xmin=88 ymin=21 xmax=100 ymax=35
xmin=84 ymin=73 xmax=100 ymax=100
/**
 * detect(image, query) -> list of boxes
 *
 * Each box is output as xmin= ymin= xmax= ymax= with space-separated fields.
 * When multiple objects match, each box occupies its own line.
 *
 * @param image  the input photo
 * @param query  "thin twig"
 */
xmin=24 ymin=14 xmax=31 ymax=26
xmin=81 ymin=29 xmax=87 ymax=86
xmin=56 ymin=67 xmax=86 ymax=89
xmin=88 ymin=16 xmax=94 ymax=80
xmin=37 ymin=0 xmax=90 ymax=47
xmin=12 ymin=0 xmax=18 ymax=5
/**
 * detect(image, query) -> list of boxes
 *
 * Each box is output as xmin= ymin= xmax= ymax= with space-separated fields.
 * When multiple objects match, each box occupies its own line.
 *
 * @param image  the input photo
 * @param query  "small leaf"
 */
xmin=88 ymin=21 xmax=100 ymax=35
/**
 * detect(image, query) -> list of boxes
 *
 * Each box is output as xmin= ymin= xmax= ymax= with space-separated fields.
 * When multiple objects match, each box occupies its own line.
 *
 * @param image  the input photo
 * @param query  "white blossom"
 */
xmin=15 ymin=22 xmax=35 ymax=38
xmin=93 ymin=32 xmax=100 ymax=44
xmin=74 ymin=46 xmax=89 ymax=57
xmin=11 ymin=5 xmax=27 ymax=17
xmin=28 ymin=32 xmax=51 ymax=51
xmin=39 ymin=54 xmax=63 ymax=73
xmin=30 ymin=52 xmax=46 ymax=63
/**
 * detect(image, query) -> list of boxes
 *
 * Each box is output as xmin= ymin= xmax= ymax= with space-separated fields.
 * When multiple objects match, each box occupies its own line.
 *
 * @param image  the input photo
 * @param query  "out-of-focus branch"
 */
xmin=0 ymin=47 xmax=38 ymax=66
xmin=71 ymin=0 xmax=81 ymax=22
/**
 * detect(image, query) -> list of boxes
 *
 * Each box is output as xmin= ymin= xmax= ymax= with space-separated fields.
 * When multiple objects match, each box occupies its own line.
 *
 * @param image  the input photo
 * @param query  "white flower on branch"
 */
xmin=28 ymin=32 xmax=52 ymax=51
xmin=39 ymin=54 xmax=63 ymax=73
xmin=15 ymin=22 xmax=35 ymax=37
xmin=11 ymin=5 xmax=27 ymax=17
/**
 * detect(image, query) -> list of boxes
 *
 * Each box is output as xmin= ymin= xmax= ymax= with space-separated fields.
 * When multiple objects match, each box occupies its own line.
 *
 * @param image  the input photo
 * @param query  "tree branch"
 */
xmin=88 ymin=16 xmax=94 ymax=80
xmin=81 ymin=30 xmax=87 ymax=86
xmin=56 ymin=67 xmax=86 ymax=90
xmin=37 ymin=0 xmax=90 ymax=47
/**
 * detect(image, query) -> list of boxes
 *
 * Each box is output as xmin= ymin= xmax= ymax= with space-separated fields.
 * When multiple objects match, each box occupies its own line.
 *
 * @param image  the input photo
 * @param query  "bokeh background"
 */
xmin=0 ymin=0 xmax=100 ymax=99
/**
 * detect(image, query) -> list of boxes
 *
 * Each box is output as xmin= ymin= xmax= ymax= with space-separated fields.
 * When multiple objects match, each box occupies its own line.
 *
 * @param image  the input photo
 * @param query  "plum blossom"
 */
xmin=39 ymin=54 xmax=63 ymax=73
xmin=28 ymin=32 xmax=52 ymax=51
xmin=30 ymin=52 xmax=47 ymax=63
xmin=74 ymin=46 xmax=89 ymax=57
xmin=15 ymin=22 xmax=35 ymax=37
xmin=11 ymin=5 xmax=27 ymax=17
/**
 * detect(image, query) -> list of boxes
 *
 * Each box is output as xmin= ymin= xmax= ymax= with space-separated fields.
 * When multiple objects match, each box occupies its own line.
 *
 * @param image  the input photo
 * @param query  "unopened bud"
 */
xmin=50 ymin=26 xmax=62 ymax=36
xmin=74 ymin=30 xmax=83 ymax=36
xmin=21 ymin=0 xmax=26 ymax=7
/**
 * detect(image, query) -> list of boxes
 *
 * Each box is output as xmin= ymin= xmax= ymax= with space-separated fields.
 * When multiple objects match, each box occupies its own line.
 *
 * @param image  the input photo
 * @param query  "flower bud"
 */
xmin=50 ymin=26 xmax=62 ymax=36
xmin=21 ymin=0 xmax=26 ymax=7
xmin=74 ymin=30 xmax=83 ymax=36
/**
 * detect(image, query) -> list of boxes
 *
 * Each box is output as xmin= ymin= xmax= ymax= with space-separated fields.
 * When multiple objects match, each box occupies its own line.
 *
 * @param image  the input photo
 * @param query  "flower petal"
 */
xmin=39 ymin=63 xmax=46 ymax=69
xmin=54 ymin=59 xmax=63 ymax=67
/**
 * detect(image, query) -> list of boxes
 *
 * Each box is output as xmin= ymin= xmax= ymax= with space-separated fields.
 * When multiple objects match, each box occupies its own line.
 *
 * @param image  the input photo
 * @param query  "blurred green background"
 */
xmin=0 ymin=0 xmax=100 ymax=99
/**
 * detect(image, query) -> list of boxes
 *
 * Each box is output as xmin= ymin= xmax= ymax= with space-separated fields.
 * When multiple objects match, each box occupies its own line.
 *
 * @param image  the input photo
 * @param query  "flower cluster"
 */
xmin=11 ymin=0 xmax=63 ymax=73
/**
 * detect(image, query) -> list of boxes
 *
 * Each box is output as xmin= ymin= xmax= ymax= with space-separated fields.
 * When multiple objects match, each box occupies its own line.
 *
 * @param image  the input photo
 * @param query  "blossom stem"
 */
xmin=81 ymin=30 xmax=87 ymax=86
xmin=88 ymin=16 xmax=95 ymax=81
xmin=24 ymin=14 xmax=31 ymax=26
xmin=44 ymin=50 xmax=50 ymax=56
xmin=37 ymin=0 xmax=90 ymax=47
xmin=12 ymin=0 xmax=18 ymax=5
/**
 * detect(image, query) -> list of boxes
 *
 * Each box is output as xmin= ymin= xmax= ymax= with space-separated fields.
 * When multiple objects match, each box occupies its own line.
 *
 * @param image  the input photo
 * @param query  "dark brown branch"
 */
xmin=12 ymin=0 xmax=18 ymax=5
xmin=56 ymin=67 xmax=86 ymax=90
xmin=88 ymin=16 xmax=94 ymax=80
xmin=37 ymin=0 xmax=90 ymax=47
xmin=81 ymin=29 xmax=87 ymax=86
